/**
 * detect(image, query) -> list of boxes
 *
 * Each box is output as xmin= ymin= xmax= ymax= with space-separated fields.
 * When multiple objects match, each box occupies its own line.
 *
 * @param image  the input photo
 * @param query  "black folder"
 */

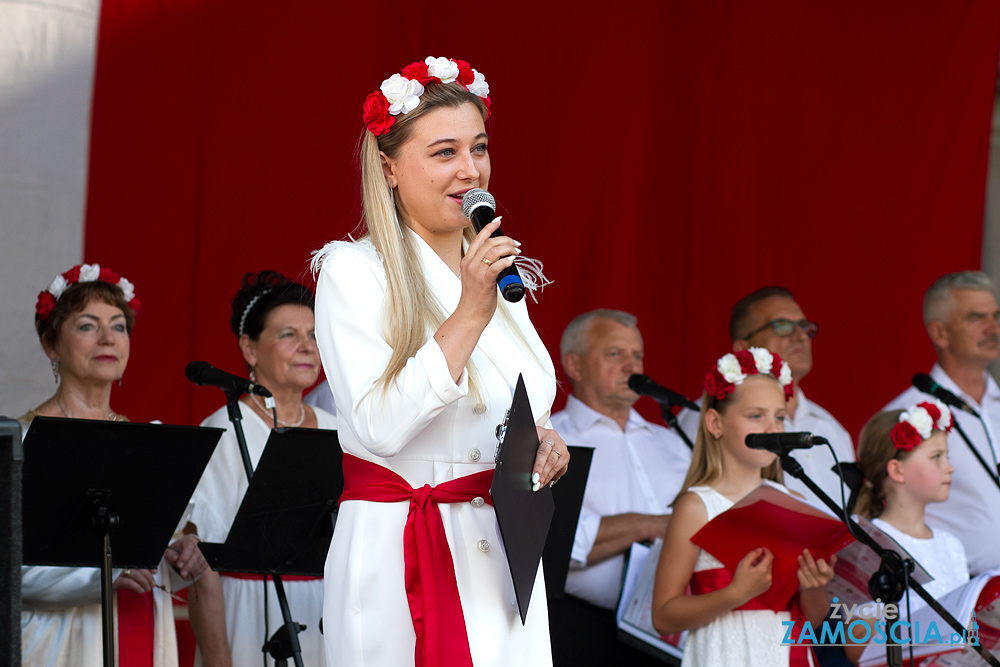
xmin=491 ymin=374 xmax=555 ymax=625
xmin=198 ymin=426 xmax=343 ymax=576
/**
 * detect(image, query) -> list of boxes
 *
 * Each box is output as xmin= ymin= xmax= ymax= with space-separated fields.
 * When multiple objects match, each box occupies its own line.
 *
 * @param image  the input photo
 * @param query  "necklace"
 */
xmin=56 ymin=393 xmax=122 ymax=422
xmin=250 ymin=393 xmax=306 ymax=427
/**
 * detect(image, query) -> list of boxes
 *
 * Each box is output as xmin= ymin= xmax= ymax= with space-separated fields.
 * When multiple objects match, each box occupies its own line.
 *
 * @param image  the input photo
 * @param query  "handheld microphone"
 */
xmin=745 ymin=432 xmax=828 ymax=454
xmin=185 ymin=361 xmax=273 ymax=397
xmin=628 ymin=374 xmax=700 ymax=411
xmin=461 ymin=188 xmax=525 ymax=303
xmin=912 ymin=373 xmax=979 ymax=417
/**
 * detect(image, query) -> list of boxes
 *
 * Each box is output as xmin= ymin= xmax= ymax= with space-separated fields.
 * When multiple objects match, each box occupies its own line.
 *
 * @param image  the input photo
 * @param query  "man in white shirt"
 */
xmin=678 ymin=286 xmax=855 ymax=509
xmin=884 ymin=271 xmax=1000 ymax=575
xmin=548 ymin=309 xmax=691 ymax=667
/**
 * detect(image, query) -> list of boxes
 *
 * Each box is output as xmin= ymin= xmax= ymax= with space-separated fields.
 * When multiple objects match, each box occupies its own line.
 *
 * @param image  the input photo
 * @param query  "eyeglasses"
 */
xmin=742 ymin=318 xmax=819 ymax=340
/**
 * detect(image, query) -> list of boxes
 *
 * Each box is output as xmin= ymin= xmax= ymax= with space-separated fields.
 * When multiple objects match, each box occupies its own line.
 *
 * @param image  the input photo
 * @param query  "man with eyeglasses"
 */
xmin=883 ymin=271 xmax=1000 ymax=575
xmin=679 ymin=286 xmax=855 ymax=507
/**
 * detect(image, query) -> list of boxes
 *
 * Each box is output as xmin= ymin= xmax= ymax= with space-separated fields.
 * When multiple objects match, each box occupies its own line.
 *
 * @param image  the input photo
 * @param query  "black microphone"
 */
xmin=912 ymin=373 xmax=979 ymax=417
xmin=628 ymin=374 xmax=700 ymax=411
xmin=461 ymin=188 xmax=525 ymax=303
xmin=185 ymin=361 xmax=272 ymax=397
xmin=745 ymin=432 xmax=828 ymax=454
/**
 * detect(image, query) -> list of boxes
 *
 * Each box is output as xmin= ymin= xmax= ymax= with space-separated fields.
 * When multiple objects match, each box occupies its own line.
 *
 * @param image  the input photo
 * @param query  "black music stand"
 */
xmin=21 ymin=416 xmax=222 ymax=667
xmin=542 ymin=445 xmax=594 ymax=597
xmin=197 ymin=427 xmax=343 ymax=664
xmin=0 ymin=418 xmax=22 ymax=667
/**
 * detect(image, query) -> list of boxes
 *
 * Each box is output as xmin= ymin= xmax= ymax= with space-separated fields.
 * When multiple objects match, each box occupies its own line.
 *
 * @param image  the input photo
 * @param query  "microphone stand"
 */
xmin=779 ymin=452 xmax=999 ymax=667
xmin=949 ymin=414 xmax=1000 ymax=492
xmin=658 ymin=403 xmax=694 ymax=450
xmin=224 ymin=390 xmax=307 ymax=667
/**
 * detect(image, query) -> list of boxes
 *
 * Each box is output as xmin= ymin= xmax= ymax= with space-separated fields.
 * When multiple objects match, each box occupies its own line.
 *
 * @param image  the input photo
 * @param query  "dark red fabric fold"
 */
xmin=339 ymin=454 xmax=494 ymax=667
xmin=691 ymin=567 xmax=815 ymax=667
xmin=116 ymin=588 xmax=155 ymax=666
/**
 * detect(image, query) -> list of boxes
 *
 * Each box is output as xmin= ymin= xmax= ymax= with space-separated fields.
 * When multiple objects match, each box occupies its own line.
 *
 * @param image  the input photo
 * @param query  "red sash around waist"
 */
xmin=339 ymin=454 xmax=494 ymax=667
xmin=117 ymin=588 xmax=155 ymax=667
xmin=692 ymin=568 xmax=815 ymax=667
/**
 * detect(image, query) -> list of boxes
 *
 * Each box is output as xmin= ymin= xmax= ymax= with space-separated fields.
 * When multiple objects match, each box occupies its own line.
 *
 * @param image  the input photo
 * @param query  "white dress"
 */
xmin=189 ymin=402 xmax=337 ymax=667
xmin=313 ymin=233 xmax=557 ymax=667
xmin=869 ymin=518 xmax=969 ymax=616
xmin=682 ymin=483 xmax=804 ymax=667
xmin=19 ymin=416 xmax=181 ymax=667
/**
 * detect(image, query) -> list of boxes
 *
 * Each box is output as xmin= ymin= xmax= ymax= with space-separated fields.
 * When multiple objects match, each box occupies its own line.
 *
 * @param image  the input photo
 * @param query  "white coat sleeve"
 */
xmin=314 ymin=242 xmax=468 ymax=457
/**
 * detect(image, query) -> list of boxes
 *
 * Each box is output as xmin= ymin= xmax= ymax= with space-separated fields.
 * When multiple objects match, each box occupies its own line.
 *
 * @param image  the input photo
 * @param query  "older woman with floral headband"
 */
xmin=311 ymin=57 xmax=569 ymax=666
xmin=19 ymin=263 xmax=214 ymax=667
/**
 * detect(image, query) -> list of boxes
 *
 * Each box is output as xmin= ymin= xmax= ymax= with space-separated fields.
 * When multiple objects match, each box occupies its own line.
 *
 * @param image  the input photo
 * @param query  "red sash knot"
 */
xmin=339 ymin=454 xmax=495 ymax=667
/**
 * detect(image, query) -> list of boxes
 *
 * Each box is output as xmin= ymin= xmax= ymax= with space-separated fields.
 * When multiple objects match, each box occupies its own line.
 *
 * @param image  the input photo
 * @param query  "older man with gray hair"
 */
xmin=548 ymin=309 xmax=691 ymax=667
xmin=885 ymin=270 xmax=1000 ymax=574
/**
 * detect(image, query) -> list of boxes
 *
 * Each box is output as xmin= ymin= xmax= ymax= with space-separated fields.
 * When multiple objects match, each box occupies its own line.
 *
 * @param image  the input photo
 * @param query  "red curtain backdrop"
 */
xmin=83 ymin=1 xmax=1000 ymax=441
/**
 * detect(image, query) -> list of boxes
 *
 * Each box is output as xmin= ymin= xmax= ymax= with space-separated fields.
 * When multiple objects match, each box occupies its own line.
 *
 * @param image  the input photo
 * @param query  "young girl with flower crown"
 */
xmin=651 ymin=347 xmax=835 ymax=667
xmin=842 ymin=401 xmax=969 ymax=664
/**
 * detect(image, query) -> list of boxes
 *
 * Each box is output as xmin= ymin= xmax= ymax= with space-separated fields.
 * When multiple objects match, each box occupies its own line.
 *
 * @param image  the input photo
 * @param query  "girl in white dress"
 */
xmin=651 ymin=348 xmax=835 ymax=667
xmin=311 ymin=57 xmax=569 ymax=667
xmin=844 ymin=401 xmax=969 ymax=663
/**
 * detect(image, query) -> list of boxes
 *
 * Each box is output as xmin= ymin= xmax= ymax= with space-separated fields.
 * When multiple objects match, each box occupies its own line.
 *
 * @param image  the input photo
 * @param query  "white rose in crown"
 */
xmin=425 ymin=56 xmax=459 ymax=83
xmin=467 ymin=69 xmax=490 ymax=98
xmin=117 ymin=278 xmax=135 ymax=302
xmin=778 ymin=361 xmax=792 ymax=387
xmin=79 ymin=263 xmax=100 ymax=282
xmin=750 ymin=347 xmax=774 ymax=375
xmin=717 ymin=353 xmax=746 ymax=384
xmin=381 ymin=74 xmax=425 ymax=115
xmin=904 ymin=407 xmax=934 ymax=439
xmin=48 ymin=275 xmax=69 ymax=298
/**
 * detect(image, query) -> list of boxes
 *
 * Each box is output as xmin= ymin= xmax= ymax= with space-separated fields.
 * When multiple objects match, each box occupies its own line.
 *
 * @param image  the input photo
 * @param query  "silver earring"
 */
xmin=118 ymin=376 xmax=123 ymax=388
xmin=51 ymin=358 xmax=60 ymax=384
xmin=250 ymin=367 xmax=257 ymax=383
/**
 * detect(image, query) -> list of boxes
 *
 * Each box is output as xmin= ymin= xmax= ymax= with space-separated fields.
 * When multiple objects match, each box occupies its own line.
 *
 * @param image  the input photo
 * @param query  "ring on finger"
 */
xmin=482 ymin=257 xmax=493 ymax=266
xmin=554 ymin=449 xmax=562 ymax=458
xmin=542 ymin=439 xmax=554 ymax=446
xmin=123 ymin=569 xmax=131 ymax=577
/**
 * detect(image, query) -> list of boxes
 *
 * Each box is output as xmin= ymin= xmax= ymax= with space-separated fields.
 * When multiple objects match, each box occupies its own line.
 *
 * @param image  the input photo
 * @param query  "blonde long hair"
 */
xmin=673 ymin=376 xmax=784 ymax=504
xmin=853 ymin=409 xmax=908 ymax=519
xmin=355 ymin=82 xmax=536 ymax=405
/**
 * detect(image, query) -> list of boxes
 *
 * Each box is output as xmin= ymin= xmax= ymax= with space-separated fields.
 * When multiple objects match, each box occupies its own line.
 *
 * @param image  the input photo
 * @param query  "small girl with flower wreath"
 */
xmin=651 ymin=347 xmax=835 ymax=667
xmin=842 ymin=401 xmax=970 ymax=663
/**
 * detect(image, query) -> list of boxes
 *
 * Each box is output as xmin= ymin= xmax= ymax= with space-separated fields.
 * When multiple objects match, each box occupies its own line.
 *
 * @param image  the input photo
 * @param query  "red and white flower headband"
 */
xmin=703 ymin=347 xmax=794 ymax=401
xmin=35 ymin=263 xmax=140 ymax=324
xmin=890 ymin=399 xmax=953 ymax=452
xmin=362 ymin=56 xmax=491 ymax=136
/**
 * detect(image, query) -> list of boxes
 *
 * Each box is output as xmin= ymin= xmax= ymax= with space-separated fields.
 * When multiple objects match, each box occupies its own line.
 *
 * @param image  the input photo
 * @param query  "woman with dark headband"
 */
xmin=187 ymin=270 xmax=335 ymax=666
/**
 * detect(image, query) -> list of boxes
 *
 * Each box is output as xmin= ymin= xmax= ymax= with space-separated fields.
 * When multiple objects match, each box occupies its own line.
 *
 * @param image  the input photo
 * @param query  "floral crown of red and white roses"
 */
xmin=35 ymin=263 xmax=140 ymax=324
xmin=362 ymin=56 xmax=491 ymax=137
xmin=889 ymin=399 xmax=953 ymax=452
xmin=703 ymin=347 xmax=794 ymax=401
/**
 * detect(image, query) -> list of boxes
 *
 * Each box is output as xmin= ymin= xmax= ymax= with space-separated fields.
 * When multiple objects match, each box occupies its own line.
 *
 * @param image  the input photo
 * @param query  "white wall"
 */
xmin=0 ymin=0 xmax=99 ymax=416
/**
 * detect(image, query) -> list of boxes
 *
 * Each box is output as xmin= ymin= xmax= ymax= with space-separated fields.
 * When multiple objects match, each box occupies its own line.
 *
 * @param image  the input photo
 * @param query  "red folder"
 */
xmin=691 ymin=484 xmax=855 ymax=611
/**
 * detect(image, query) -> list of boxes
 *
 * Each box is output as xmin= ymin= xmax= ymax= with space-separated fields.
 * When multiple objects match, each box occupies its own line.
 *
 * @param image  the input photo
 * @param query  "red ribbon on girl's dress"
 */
xmin=692 ymin=568 xmax=816 ymax=667
xmin=339 ymin=454 xmax=495 ymax=667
